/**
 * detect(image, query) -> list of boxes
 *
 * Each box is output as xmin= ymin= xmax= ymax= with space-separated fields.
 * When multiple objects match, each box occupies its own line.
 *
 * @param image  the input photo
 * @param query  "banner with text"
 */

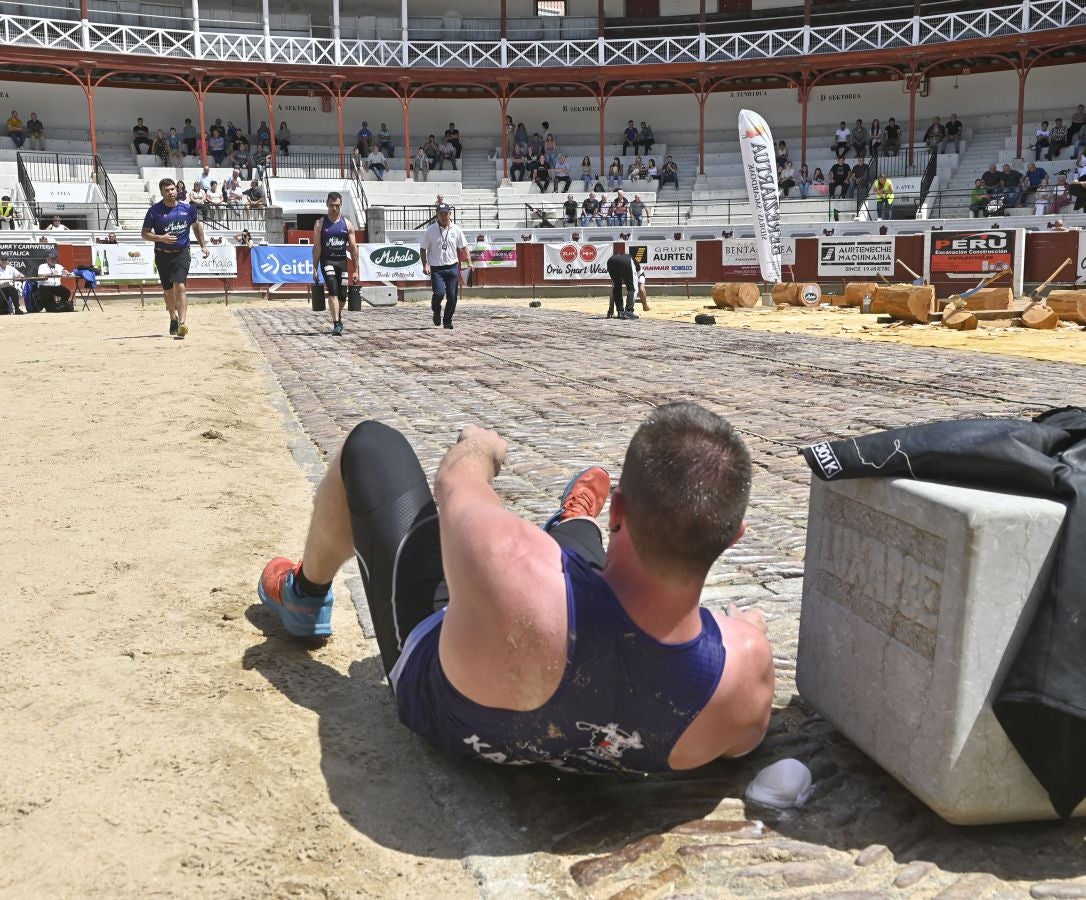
xmin=1078 ymin=229 xmax=1086 ymax=285
xmin=251 ymin=245 xmax=316 ymax=283
xmin=628 ymin=241 xmax=697 ymax=279
xmin=721 ymin=237 xmax=797 ymax=279
xmin=544 ymin=242 xmax=612 ymax=280
xmin=817 ymin=236 xmax=895 ymax=277
xmin=0 ymin=242 xmax=54 ymax=279
xmin=470 ymin=241 xmax=517 ymax=268
xmin=358 ymin=243 xmax=426 ymax=281
xmin=98 ymin=243 xmax=237 ymax=281
xmin=928 ymin=229 xmax=1017 ymax=278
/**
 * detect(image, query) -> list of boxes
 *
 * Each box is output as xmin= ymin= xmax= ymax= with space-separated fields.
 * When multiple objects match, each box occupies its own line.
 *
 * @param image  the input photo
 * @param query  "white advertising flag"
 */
xmin=738 ymin=109 xmax=783 ymax=284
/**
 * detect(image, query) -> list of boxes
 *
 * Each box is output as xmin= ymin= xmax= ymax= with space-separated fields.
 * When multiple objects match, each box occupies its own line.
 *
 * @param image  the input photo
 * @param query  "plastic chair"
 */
xmin=72 ymin=266 xmax=103 ymax=311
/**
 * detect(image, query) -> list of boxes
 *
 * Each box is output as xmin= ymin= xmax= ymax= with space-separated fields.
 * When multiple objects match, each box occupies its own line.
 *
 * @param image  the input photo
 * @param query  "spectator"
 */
xmin=628 ymin=155 xmax=646 ymax=182
xmin=543 ymin=133 xmax=559 ymax=169
xmin=622 ymin=120 xmax=638 ymax=155
xmin=797 ymin=163 xmax=812 ymax=199
xmin=231 ymin=141 xmax=255 ymax=179
xmin=811 ymin=167 xmax=828 ymax=195
xmin=205 ymin=180 xmax=223 ymax=220
xmin=513 ymin=122 xmax=528 ymax=148
xmin=1000 ymin=162 xmax=1023 ymax=206
xmin=0 ymin=252 xmax=23 ymax=313
xmin=152 ymin=129 xmax=170 ymax=166
xmin=637 ymin=122 xmax=654 ymax=156
xmin=436 ymin=137 xmax=457 ymax=170
xmin=236 ymin=229 xmax=253 ymax=246
xmin=25 ymin=112 xmax=45 ymax=151
xmin=44 ymin=215 xmax=69 ymax=231
xmin=940 ymin=113 xmax=963 ymax=154
xmin=562 ymin=193 xmax=579 ymax=225
xmin=607 ymin=156 xmax=624 ymax=189
xmin=598 ymin=194 xmax=611 ymax=226
xmin=524 ymin=150 xmax=539 ymax=186
xmin=244 ymin=179 xmax=265 ymax=208
xmin=197 ymin=165 xmax=213 ymax=191
xmin=372 ymin=123 xmax=392 ymax=158
xmin=366 ymin=147 xmax=387 ymax=180
xmin=850 ymin=119 xmax=868 ymax=158
xmin=444 ymin=123 xmax=461 ymax=159
xmin=981 ymin=162 xmax=1003 ymax=193
xmin=189 ymin=181 xmax=206 ymax=217
xmin=131 ymin=117 xmax=151 ymax=155
xmin=166 ymin=127 xmax=184 ymax=165
xmin=829 ymin=158 xmax=851 ymax=198
xmin=778 ymin=160 xmax=795 ymax=197
xmin=629 ymin=193 xmax=646 ymax=226
xmin=510 ymin=143 xmax=527 ymax=182
xmin=581 ymin=191 xmax=601 ymax=226
xmin=1032 ymin=121 xmax=1051 ymax=162
xmin=532 ymin=153 xmax=550 ymax=193
xmin=356 ymin=121 xmax=373 ymax=153
xmin=193 ymin=130 xmax=206 ymax=161
xmin=182 ymin=118 xmax=197 ymax=157
xmin=1049 ymin=118 xmax=1069 ymax=159
xmin=1070 ymin=169 xmax=1086 ymax=212
xmin=256 ymin=120 xmax=271 ymax=149
xmin=646 ymin=158 xmax=659 ymax=182
xmin=528 ymin=131 xmax=544 ymax=158
xmin=874 ymin=174 xmax=894 ymax=220
xmin=1021 ymin=161 xmax=1047 ymax=207
xmin=831 ymin=121 xmax=850 ymax=158
xmin=883 ymin=117 xmax=901 ymax=156
xmin=36 ymin=250 xmax=71 ymax=310
xmin=412 ymin=145 xmax=430 ymax=182
xmin=225 ymin=175 xmax=246 ymax=208
xmin=1052 ymin=174 xmax=1072 ymax=213
xmin=105 ymin=232 xmax=117 ymax=243
xmin=226 ymin=121 xmax=242 ymax=152
xmin=175 ymin=180 xmax=187 ymax=202
xmin=580 ymin=154 xmax=594 ymax=190
xmin=775 ymin=140 xmax=789 ymax=168
xmin=5 ymin=111 xmax=25 ymax=149
xmin=923 ymin=116 xmax=944 ymax=154
xmin=868 ymin=118 xmax=882 ymax=156
xmin=208 ymin=128 xmax=227 ymax=166
xmin=423 ymin=134 xmax=439 ymax=169
xmin=277 ymin=121 xmax=291 ymax=157
xmin=611 ymin=190 xmax=629 ymax=225
xmin=552 ymin=154 xmax=571 ymax=193
xmin=848 ymin=156 xmax=870 ymax=199
xmin=1033 ymin=177 xmax=1052 ymax=216
xmin=1049 ymin=218 xmax=1070 ymax=230
xmin=969 ymin=178 xmax=990 ymax=217
xmin=0 ymin=194 xmax=19 ymax=229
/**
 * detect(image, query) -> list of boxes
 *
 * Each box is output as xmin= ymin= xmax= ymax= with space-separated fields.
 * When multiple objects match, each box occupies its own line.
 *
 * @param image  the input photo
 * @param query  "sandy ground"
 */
xmin=3 ymin=293 xmax=1084 ymax=899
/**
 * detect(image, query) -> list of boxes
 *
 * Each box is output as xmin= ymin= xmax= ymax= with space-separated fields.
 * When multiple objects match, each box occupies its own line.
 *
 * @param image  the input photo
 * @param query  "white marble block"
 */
xmin=796 ymin=475 xmax=1084 ymax=824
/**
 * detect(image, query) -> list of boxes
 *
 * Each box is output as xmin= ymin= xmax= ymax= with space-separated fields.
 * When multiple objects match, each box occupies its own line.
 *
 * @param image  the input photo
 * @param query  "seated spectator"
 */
xmin=611 ymin=190 xmax=629 ymax=225
xmin=224 ymin=176 xmax=246 ymax=207
xmin=999 ymin=163 xmax=1023 ymax=206
xmin=831 ymin=121 xmax=850 ymax=158
xmin=366 ymin=147 xmax=387 ymax=180
xmin=797 ymin=164 xmax=812 ymax=199
xmin=1021 ymin=161 xmax=1047 ymax=207
xmin=245 ymin=179 xmax=265 ymax=208
xmin=175 ymin=180 xmax=187 ymax=202
xmin=423 ymin=134 xmax=439 ymax=169
xmin=580 ymin=191 xmax=602 ymax=226
xmin=552 ymin=155 xmax=571 ymax=193
xmin=182 ymin=118 xmax=197 ymax=157
xmin=376 ymin=123 xmax=394 ymax=158
xmin=44 ymin=215 xmax=69 ymax=231
xmin=627 ymin=155 xmax=646 ymax=182
xmin=503 ymin=114 xmax=515 ymax=156
xmin=436 ymin=137 xmax=457 ymax=170
xmin=277 ymin=121 xmax=291 ymax=157
xmin=883 ymin=118 xmax=901 ymax=156
xmin=969 ymin=178 xmax=991 ymax=217
xmin=811 ymin=167 xmax=828 ymax=195
xmin=412 ymin=145 xmax=430 ymax=182
xmin=532 ymin=153 xmax=551 ymax=193
xmin=981 ymin=162 xmax=1002 ymax=193
xmin=1049 ymin=218 xmax=1070 ymax=230
xmin=646 ymin=158 xmax=659 ymax=182
xmin=580 ymin=154 xmax=594 ymax=191
xmin=131 ymin=117 xmax=152 ymax=155
xmin=5 ymin=111 xmax=24 ymax=149
xmin=562 ymin=193 xmax=579 ymax=225
xmin=868 ymin=119 xmax=882 ymax=156
xmin=105 ymin=232 xmax=117 ymax=243
xmin=193 ymin=130 xmax=206 ymax=161
xmin=356 ymin=121 xmax=373 ymax=153
xmin=940 ymin=113 xmax=963 ymax=154
xmin=351 ymin=147 xmax=364 ymax=173
xmin=622 ymin=120 xmax=638 ymax=155
xmin=629 ymin=193 xmax=646 ymax=226
xmin=513 ymin=122 xmax=528 ymax=148
xmin=510 ymin=143 xmax=527 ymax=182
xmin=208 ymin=128 xmax=227 ymax=165
xmin=197 ymin=165 xmax=213 ymax=191
xmin=1051 ymin=174 xmax=1072 ymax=213
xmin=637 ymin=122 xmax=654 ymax=155
xmin=597 ymin=194 xmax=611 ymax=225
xmin=0 ymin=194 xmax=20 ymax=229
xmin=1033 ymin=178 xmax=1052 ymax=216
xmin=165 ymin=127 xmax=184 ymax=165
xmin=256 ymin=120 xmax=271 ymax=149
xmin=527 ymin=131 xmax=544 ymax=158
xmin=607 ymin=156 xmax=624 ymax=189
xmin=152 ymin=129 xmax=170 ymax=166
xmin=188 ymin=181 xmax=206 ymax=216
xmin=1070 ymin=170 xmax=1086 ymax=212
xmin=778 ymin=160 xmax=795 ymax=197
xmin=829 ymin=158 xmax=851 ymax=198
xmin=1049 ymin=118 xmax=1069 ymax=159
xmin=36 ymin=250 xmax=71 ymax=310
xmin=226 ymin=121 xmax=243 ymax=152
xmin=847 ymin=157 xmax=870 ymax=199
xmin=26 ymin=112 xmax=45 ymax=151
xmin=1032 ymin=121 xmax=1051 ymax=162
xmin=849 ymin=119 xmax=868 ymax=158
xmin=231 ymin=141 xmax=255 ymax=179
xmin=543 ymin=133 xmax=559 ymax=169
xmin=923 ymin=116 xmax=944 ymax=153
xmin=0 ymin=252 xmax=23 ymax=313
xmin=236 ymin=229 xmax=253 ymax=246
xmin=445 ymin=123 xmax=462 ymax=159
xmin=775 ymin=140 xmax=789 ymax=168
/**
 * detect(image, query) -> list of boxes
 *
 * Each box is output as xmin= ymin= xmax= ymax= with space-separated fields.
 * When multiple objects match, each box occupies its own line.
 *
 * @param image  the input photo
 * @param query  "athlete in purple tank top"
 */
xmin=257 ymin=402 xmax=774 ymax=775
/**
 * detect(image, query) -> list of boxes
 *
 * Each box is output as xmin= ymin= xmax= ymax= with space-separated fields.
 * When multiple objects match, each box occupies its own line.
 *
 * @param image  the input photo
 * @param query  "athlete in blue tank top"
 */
xmin=257 ymin=403 xmax=775 ymax=778
xmin=311 ymin=191 xmax=358 ymax=336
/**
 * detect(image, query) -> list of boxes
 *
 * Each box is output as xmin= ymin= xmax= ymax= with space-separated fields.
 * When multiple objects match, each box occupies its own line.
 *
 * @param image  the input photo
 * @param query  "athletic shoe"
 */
xmin=620 ymin=310 xmax=639 ymax=320
xmin=432 ymin=309 xmax=441 ymax=326
xmin=544 ymin=466 xmax=611 ymax=531
xmin=169 ymin=318 xmax=178 ymax=336
xmin=257 ymin=557 xmax=334 ymax=638
xmin=177 ymin=322 xmax=189 ymax=338
xmin=443 ymin=321 xmax=453 ymax=330
xmin=332 ymin=321 xmax=343 ymax=336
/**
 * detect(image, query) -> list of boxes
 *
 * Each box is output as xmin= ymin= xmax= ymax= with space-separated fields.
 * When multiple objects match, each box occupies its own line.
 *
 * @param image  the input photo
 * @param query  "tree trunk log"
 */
xmin=843 ymin=281 xmax=879 ymax=308
xmin=1047 ymin=291 xmax=1086 ymax=324
xmin=876 ymin=285 xmax=935 ymax=323
xmin=712 ymin=282 xmax=761 ymax=309
xmin=958 ymin=287 xmax=1014 ymax=311
xmin=771 ymin=283 xmax=801 ymax=305
xmin=1020 ymin=303 xmax=1060 ymax=329
xmin=943 ymin=308 xmax=978 ymax=330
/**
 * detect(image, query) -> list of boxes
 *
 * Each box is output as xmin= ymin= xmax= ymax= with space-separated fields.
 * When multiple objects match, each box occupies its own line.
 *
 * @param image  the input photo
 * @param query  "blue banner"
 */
xmin=250 ymin=245 xmax=316 ymax=284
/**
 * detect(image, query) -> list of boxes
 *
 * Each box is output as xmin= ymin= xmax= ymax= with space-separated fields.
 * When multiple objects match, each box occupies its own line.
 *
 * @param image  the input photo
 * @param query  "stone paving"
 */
xmin=240 ymin=303 xmax=1086 ymax=898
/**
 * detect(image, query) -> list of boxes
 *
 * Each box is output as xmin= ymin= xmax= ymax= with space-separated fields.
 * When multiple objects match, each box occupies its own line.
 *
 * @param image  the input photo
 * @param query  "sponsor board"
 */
xmin=97 ymin=243 xmax=237 ymax=281
xmin=738 ymin=109 xmax=782 ymax=282
xmin=1077 ymin=230 xmax=1086 ymax=285
xmin=470 ymin=242 xmax=517 ymax=268
xmin=357 ymin=243 xmax=426 ymax=281
xmin=0 ymin=242 xmax=55 ymax=278
xmin=929 ymin=229 xmax=1015 ymax=276
xmin=251 ymin=245 xmax=317 ymax=283
xmin=721 ymin=237 xmax=796 ymax=279
xmin=543 ymin=242 xmax=611 ymax=279
xmin=627 ymin=242 xmax=697 ymax=279
xmin=817 ymin=237 xmax=895 ymax=276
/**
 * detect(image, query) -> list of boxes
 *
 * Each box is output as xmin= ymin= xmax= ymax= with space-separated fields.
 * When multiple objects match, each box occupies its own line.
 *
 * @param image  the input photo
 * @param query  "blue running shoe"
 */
xmin=544 ymin=466 xmax=611 ymax=531
xmin=257 ymin=557 xmax=333 ymax=637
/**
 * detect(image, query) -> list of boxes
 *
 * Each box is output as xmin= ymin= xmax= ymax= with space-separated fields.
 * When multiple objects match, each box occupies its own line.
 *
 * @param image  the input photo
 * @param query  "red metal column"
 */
xmin=1015 ymin=62 xmax=1027 ymax=159
xmin=499 ymin=95 xmax=509 ymax=183
xmin=84 ymin=72 xmax=98 ymax=160
xmin=337 ymin=96 xmax=345 ymax=176
xmin=263 ymin=81 xmax=277 ymax=176
xmin=906 ymin=75 xmax=918 ymax=168
xmin=401 ymin=95 xmax=411 ymax=178
xmin=197 ymin=84 xmax=208 ymax=168
xmin=698 ymin=92 xmax=706 ymax=175
xmin=799 ymin=82 xmax=809 ymax=168
xmin=597 ymin=86 xmax=606 ymax=178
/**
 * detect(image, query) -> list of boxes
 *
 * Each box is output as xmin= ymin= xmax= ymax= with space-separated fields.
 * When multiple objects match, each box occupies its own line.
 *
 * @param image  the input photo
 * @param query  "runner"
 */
xmin=141 ymin=177 xmax=209 ymax=338
xmin=311 ymin=192 xmax=359 ymax=337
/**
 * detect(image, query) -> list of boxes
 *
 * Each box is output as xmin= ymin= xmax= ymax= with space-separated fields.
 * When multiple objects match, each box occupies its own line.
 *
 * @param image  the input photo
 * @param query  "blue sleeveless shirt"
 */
xmin=319 ymin=215 xmax=349 ymax=261
xmin=391 ymin=549 xmax=725 ymax=773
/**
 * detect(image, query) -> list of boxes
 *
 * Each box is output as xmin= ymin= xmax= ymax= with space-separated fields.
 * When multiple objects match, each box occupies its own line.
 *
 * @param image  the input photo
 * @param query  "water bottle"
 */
xmin=862 ymin=292 xmax=872 ymax=314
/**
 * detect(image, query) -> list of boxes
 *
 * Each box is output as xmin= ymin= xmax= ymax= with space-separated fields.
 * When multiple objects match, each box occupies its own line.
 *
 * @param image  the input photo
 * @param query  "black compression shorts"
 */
xmin=155 ymin=247 xmax=191 ymax=290
xmin=320 ymin=258 xmax=348 ymax=299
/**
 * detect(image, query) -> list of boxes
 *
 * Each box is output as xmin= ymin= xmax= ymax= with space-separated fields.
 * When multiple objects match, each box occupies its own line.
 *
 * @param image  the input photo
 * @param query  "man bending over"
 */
xmin=258 ymin=402 xmax=774 ymax=774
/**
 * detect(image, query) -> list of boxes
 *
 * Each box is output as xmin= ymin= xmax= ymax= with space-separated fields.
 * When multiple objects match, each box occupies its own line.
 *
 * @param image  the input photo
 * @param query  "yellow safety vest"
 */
xmin=0 ymin=202 xmax=12 ymax=217
xmin=876 ymin=179 xmax=894 ymax=202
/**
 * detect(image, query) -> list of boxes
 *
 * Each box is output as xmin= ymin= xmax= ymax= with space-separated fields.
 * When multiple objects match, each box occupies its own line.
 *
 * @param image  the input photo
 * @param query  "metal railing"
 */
xmin=92 ymin=156 xmax=119 ymax=228
xmin=15 ymin=152 xmax=38 ymax=222
xmin=276 ymin=152 xmax=345 ymax=179
xmin=18 ymin=150 xmax=97 ymax=184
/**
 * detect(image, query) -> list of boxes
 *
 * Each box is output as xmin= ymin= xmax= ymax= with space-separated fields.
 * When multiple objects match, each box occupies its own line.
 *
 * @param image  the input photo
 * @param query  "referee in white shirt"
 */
xmin=419 ymin=203 xmax=470 ymax=330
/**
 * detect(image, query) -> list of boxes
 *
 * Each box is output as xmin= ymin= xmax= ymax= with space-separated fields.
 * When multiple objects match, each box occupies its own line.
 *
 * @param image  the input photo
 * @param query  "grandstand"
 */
xmin=0 ymin=0 xmax=1084 ymax=249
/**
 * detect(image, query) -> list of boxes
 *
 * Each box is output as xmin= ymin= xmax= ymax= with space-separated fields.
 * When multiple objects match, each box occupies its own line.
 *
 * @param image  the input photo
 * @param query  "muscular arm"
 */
xmin=193 ymin=220 xmax=208 ymax=253
xmin=346 ymin=218 xmax=360 ymax=279
xmin=311 ymin=219 xmax=322 ymax=278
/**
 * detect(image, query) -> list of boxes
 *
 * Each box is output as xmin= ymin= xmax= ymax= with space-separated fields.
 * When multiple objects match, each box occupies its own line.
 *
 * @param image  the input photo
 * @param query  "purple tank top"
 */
xmin=392 ymin=548 xmax=725 ymax=773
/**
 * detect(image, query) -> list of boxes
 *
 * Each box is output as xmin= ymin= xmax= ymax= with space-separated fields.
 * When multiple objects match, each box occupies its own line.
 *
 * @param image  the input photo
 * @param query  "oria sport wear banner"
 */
xmin=544 ymin=242 xmax=611 ymax=279
xmin=738 ymin=108 xmax=783 ymax=283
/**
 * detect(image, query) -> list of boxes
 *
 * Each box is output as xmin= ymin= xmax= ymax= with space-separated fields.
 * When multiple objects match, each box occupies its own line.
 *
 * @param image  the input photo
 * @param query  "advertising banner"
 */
xmin=738 ymin=108 xmax=782 ymax=283
xmin=357 ymin=243 xmax=426 ymax=281
xmin=929 ymin=229 xmax=1016 ymax=277
xmin=470 ymin=241 xmax=517 ymax=269
xmin=251 ymin=245 xmax=316 ymax=284
xmin=817 ymin=237 xmax=895 ymax=277
xmin=97 ymin=243 xmax=237 ymax=281
xmin=0 ymin=242 xmax=55 ymax=279
xmin=1077 ymin=229 xmax=1086 ymax=285
xmin=544 ymin=242 xmax=612 ymax=279
xmin=721 ymin=237 xmax=796 ymax=279
xmin=628 ymin=241 xmax=697 ymax=279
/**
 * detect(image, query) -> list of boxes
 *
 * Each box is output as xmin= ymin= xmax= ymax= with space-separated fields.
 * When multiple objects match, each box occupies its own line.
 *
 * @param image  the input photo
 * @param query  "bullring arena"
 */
xmin=5 ymin=0 xmax=1086 ymax=897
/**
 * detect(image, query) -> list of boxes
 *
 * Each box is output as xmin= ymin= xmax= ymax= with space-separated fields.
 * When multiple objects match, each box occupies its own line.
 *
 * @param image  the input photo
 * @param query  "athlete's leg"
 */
xmin=321 ymin=260 xmax=342 ymax=327
xmin=163 ymin=286 xmax=176 ymax=320
xmin=624 ymin=259 xmax=637 ymax=313
xmin=173 ymin=282 xmax=188 ymax=327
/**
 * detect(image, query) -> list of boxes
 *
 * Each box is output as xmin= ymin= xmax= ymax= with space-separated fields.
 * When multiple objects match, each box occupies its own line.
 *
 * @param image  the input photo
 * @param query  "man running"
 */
xmin=257 ymin=402 xmax=773 ymax=774
xmin=311 ymin=191 xmax=359 ymax=337
xmin=420 ymin=203 xmax=469 ymax=330
xmin=141 ymin=177 xmax=209 ymax=338
xmin=606 ymin=252 xmax=641 ymax=320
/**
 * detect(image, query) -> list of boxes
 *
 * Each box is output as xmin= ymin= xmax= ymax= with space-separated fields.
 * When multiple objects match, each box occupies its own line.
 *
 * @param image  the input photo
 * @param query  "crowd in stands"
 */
xmin=971 ymin=150 xmax=1086 ymax=216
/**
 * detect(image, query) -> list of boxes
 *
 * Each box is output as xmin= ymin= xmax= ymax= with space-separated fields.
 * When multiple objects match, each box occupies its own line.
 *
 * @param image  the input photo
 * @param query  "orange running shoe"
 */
xmin=257 ymin=557 xmax=334 ymax=637
xmin=544 ymin=467 xmax=611 ymax=531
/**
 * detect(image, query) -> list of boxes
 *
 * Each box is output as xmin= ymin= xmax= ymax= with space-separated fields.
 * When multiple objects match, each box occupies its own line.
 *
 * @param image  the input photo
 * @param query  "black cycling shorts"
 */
xmin=155 ymin=247 xmax=191 ymax=290
xmin=320 ymin=258 xmax=348 ymax=299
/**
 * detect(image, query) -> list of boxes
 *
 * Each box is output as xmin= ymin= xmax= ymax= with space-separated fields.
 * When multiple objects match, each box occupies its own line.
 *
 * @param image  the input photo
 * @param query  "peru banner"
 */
xmin=738 ymin=109 xmax=783 ymax=284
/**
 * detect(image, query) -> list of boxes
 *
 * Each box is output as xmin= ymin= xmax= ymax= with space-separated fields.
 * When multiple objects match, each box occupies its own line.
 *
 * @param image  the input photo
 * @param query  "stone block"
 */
xmin=359 ymin=285 xmax=397 ymax=306
xmin=797 ymin=475 xmax=1083 ymax=824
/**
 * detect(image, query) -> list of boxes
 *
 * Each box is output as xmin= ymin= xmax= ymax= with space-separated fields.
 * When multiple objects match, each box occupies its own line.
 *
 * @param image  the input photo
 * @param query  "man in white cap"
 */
xmin=419 ymin=203 xmax=469 ymax=329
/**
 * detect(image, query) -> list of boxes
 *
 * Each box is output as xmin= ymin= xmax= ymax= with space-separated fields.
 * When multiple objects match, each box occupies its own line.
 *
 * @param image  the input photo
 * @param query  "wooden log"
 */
xmin=959 ymin=287 xmax=1015 ymax=312
xmin=798 ymin=283 xmax=822 ymax=306
xmin=771 ymin=283 xmax=800 ymax=305
xmin=875 ymin=285 xmax=935 ymax=323
xmin=843 ymin=281 xmax=879 ymax=308
xmin=711 ymin=282 xmax=730 ymax=308
xmin=1020 ymin=304 xmax=1060 ymax=329
xmin=712 ymin=281 xmax=761 ymax=309
xmin=943 ymin=308 xmax=978 ymax=330
xmin=1047 ymin=291 xmax=1086 ymax=324
xmin=824 ymin=293 xmax=847 ymax=307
